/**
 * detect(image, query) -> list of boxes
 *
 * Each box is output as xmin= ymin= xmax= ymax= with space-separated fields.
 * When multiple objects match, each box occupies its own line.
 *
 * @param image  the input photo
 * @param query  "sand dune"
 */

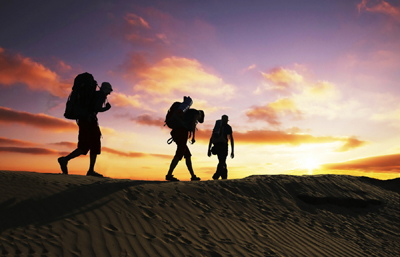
xmin=0 ymin=170 xmax=398 ymax=257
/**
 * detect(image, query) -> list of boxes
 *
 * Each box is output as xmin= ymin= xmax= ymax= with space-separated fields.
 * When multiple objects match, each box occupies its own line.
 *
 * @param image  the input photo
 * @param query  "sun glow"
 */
xmin=303 ymin=154 xmax=320 ymax=175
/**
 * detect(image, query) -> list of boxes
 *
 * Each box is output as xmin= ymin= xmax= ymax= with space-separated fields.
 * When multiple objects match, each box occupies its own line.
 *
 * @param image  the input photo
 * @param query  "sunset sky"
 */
xmin=1 ymin=0 xmax=400 ymax=180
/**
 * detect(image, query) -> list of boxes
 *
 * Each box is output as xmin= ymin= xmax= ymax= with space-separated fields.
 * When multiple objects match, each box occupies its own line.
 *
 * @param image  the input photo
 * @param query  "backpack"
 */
xmin=164 ymin=102 xmax=182 ymax=129
xmin=211 ymin=120 xmax=227 ymax=144
xmin=64 ymin=72 xmax=97 ymax=120
xmin=164 ymin=96 xmax=193 ymax=129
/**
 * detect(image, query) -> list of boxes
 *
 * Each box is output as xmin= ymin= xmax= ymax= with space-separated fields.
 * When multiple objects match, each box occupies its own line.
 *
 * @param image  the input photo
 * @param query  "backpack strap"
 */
xmin=167 ymin=137 xmax=174 ymax=144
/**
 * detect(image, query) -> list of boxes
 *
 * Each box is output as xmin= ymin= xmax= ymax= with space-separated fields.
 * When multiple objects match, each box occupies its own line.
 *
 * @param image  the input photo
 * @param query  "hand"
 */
xmin=208 ymin=149 xmax=211 ymax=157
xmin=231 ymin=152 xmax=234 ymax=159
xmin=105 ymin=102 xmax=111 ymax=109
xmin=190 ymin=138 xmax=196 ymax=144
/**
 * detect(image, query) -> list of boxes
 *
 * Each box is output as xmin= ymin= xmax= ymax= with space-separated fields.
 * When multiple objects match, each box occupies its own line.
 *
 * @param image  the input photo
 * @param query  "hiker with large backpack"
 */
xmin=58 ymin=73 xmax=113 ymax=177
xmin=165 ymin=96 xmax=204 ymax=181
xmin=207 ymin=115 xmax=234 ymax=179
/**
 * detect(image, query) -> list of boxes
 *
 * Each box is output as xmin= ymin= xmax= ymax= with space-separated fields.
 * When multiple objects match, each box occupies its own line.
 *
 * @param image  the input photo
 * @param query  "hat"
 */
xmin=222 ymin=115 xmax=229 ymax=121
xmin=101 ymin=82 xmax=113 ymax=91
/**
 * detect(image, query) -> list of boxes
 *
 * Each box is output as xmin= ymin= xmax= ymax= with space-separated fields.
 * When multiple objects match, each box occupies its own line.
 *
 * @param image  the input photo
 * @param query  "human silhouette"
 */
xmin=58 ymin=80 xmax=113 ymax=177
xmin=208 ymin=115 xmax=234 ymax=179
xmin=166 ymin=107 xmax=204 ymax=181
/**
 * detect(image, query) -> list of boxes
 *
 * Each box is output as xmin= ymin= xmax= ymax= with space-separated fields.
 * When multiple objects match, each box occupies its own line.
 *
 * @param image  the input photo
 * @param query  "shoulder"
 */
xmin=225 ymin=124 xmax=233 ymax=133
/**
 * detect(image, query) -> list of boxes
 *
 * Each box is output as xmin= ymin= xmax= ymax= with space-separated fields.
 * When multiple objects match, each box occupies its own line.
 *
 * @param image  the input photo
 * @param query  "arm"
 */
xmin=93 ymin=92 xmax=111 ymax=113
xmin=229 ymin=133 xmax=234 ymax=158
xmin=207 ymin=136 xmax=212 ymax=157
xmin=189 ymin=113 xmax=199 ymax=144
xmin=98 ymin=100 xmax=111 ymax=113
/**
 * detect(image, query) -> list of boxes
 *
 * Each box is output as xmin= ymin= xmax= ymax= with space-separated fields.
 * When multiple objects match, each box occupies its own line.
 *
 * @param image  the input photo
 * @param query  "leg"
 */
xmin=86 ymin=124 xmax=103 ymax=177
xmin=88 ymin=153 xmax=97 ymax=173
xmin=215 ymin=144 xmax=228 ymax=179
xmin=66 ymin=148 xmax=84 ymax=161
xmin=185 ymin=156 xmax=195 ymax=177
xmin=58 ymin=148 xmax=84 ymax=174
xmin=186 ymin=156 xmax=200 ymax=181
xmin=167 ymin=155 xmax=180 ymax=176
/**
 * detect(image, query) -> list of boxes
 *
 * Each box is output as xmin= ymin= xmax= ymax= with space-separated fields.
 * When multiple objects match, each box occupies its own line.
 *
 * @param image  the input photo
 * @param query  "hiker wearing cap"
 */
xmin=58 ymin=80 xmax=113 ymax=177
xmin=166 ymin=108 xmax=205 ymax=181
xmin=208 ymin=115 xmax=234 ymax=180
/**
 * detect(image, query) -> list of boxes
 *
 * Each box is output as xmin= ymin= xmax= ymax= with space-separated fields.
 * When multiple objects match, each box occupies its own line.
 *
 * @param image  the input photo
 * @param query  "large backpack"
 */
xmin=211 ymin=120 xmax=227 ymax=144
xmin=164 ymin=102 xmax=182 ymax=129
xmin=164 ymin=96 xmax=193 ymax=129
xmin=64 ymin=72 xmax=97 ymax=120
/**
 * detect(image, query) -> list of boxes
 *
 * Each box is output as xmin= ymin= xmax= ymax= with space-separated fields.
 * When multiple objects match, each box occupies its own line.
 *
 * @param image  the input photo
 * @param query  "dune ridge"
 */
xmin=0 ymin=170 xmax=398 ymax=257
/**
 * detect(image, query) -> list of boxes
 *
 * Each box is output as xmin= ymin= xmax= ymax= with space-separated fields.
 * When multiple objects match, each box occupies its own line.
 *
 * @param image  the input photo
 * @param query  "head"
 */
xmin=198 ymin=110 xmax=205 ymax=123
xmin=100 ymin=82 xmax=113 ymax=95
xmin=221 ymin=114 xmax=229 ymax=124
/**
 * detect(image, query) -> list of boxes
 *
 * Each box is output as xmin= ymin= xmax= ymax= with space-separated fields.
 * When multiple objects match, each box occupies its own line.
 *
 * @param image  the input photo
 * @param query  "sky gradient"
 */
xmin=0 ymin=0 xmax=399 ymax=180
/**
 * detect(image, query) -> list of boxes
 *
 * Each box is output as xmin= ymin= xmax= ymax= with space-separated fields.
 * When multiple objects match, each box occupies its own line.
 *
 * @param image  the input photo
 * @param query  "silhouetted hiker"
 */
xmin=165 ymin=99 xmax=204 ymax=181
xmin=208 ymin=115 xmax=234 ymax=179
xmin=58 ymin=75 xmax=113 ymax=177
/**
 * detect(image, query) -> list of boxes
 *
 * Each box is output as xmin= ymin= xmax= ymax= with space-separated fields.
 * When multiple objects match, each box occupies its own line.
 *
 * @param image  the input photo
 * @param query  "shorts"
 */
xmin=171 ymin=127 xmax=192 ymax=160
xmin=77 ymin=119 xmax=101 ymax=155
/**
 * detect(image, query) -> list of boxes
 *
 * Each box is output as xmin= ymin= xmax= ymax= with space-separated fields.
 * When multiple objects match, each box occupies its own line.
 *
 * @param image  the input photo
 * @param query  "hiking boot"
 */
xmin=58 ymin=157 xmax=68 ymax=174
xmin=166 ymin=175 xmax=179 ymax=181
xmin=191 ymin=176 xmax=201 ymax=181
xmin=87 ymin=171 xmax=104 ymax=177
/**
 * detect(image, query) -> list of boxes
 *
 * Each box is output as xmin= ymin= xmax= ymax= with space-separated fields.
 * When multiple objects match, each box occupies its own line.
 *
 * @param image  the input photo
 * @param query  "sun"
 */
xmin=303 ymin=155 xmax=320 ymax=175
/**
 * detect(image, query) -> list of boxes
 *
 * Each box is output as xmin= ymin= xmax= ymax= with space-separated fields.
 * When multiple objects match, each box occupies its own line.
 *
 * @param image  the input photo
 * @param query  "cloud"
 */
xmin=124 ymin=13 xmax=151 ymax=29
xmin=50 ymin=141 xmax=76 ymax=148
xmin=102 ymin=147 xmax=146 ymax=158
xmin=0 ymin=47 xmax=70 ymax=97
xmin=0 ymin=107 xmax=77 ymax=132
xmin=102 ymin=147 xmax=172 ymax=159
xmin=322 ymin=153 xmax=400 ymax=173
xmin=246 ymin=98 xmax=302 ymax=126
xmin=0 ymin=137 xmax=35 ymax=147
xmin=195 ymin=128 xmax=367 ymax=151
xmin=358 ymin=0 xmax=400 ymax=21
xmin=261 ymin=67 xmax=304 ymax=90
xmin=0 ymin=146 xmax=68 ymax=155
xmin=51 ymin=141 xmax=172 ymax=159
xmin=131 ymin=114 xmax=164 ymax=127
xmin=335 ymin=136 xmax=368 ymax=152
xmin=133 ymin=57 xmax=235 ymax=97
xmin=109 ymin=92 xmax=142 ymax=108
xmin=0 ymin=107 xmax=115 ymax=134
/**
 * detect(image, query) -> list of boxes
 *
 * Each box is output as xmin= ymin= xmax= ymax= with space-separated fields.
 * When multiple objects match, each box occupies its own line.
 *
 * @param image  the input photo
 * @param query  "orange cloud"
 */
xmin=102 ymin=147 xmax=172 ymax=159
xmin=131 ymin=114 xmax=164 ymax=127
xmin=0 ymin=107 xmax=114 ymax=134
xmin=246 ymin=98 xmax=302 ymax=126
xmin=125 ymin=13 xmax=151 ymax=29
xmin=322 ymin=154 xmax=400 ymax=173
xmin=0 ymin=47 xmax=70 ymax=97
xmin=50 ymin=141 xmax=76 ymax=148
xmin=261 ymin=67 xmax=303 ymax=89
xmin=133 ymin=57 xmax=235 ymax=97
xmin=50 ymin=142 xmax=172 ymax=159
xmin=0 ymin=137 xmax=35 ymax=147
xmin=0 ymin=107 xmax=76 ymax=132
xmin=335 ymin=136 xmax=368 ymax=152
xmin=102 ymin=147 xmax=146 ymax=158
xmin=195 ymin=129 xmax=367 ymax=151
xmin=109 ymin=92 xmax=142 ymax=108
xmin=358 ymin=0 xmax=400 ymax=20
xmin=0 ymin=146 xmax=68 ymax=156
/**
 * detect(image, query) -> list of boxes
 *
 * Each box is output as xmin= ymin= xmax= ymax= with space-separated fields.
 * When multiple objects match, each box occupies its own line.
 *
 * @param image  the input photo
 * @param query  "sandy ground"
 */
xmin=0 ymin=170 xmax=398 ymax=257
